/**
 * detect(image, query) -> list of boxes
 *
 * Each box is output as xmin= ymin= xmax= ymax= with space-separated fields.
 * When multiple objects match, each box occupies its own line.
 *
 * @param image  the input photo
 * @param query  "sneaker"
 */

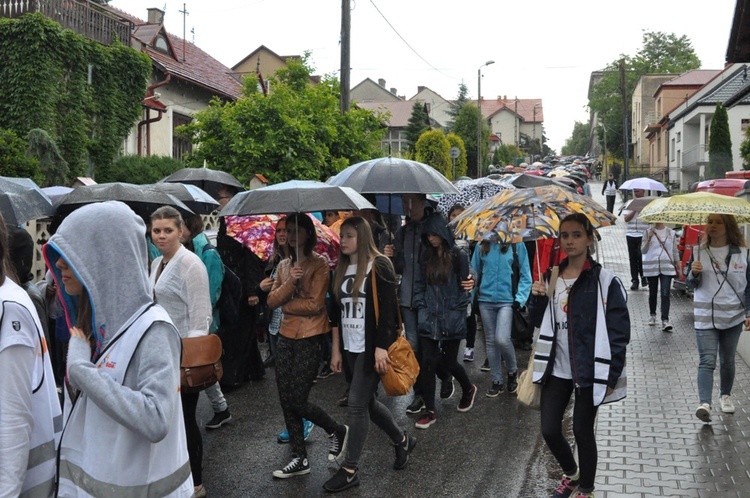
xmin=695 ymin=403 xmax=712 ymax=423
xmin=440 ymin=378 xmax=455 ymax=399
xmin=463 ymin=348 xmax=475 ymax=362
xmin=406 ymin=396 xmax=425 ymax=414
xmin=720 ymin=394 xmax=735 ymax=414
xmin=574 ymin=492 xmax=594 ymax=498
xmin=328 ymin=424 xmax=349 ymax=464
xmin=262 ymin=354 xmax=275 ymax=368
xmin=272 ymin=456 xmax=310 ymax=478
xmin=415 ymin=411 xmax=437 ymax=429
xmin=191 ymin=485 xmax=207 ymax=498
xmin=486 ymin=382 xmax=504 ymax=397
xmin=662 ymin=320 xmax=673 ymax=332
xmin=641 ymin=276 xmax=648 ymax=288
xmin=337 ymin=389 xmax=349 ymax=407
xmin=648 ymin=315 xmax=657 ymax=326
xmin=630 ymin=281 xmax=638 ymax=291
xmin=457 ymin=384 xmax=477 ymax=412
xmin=318 ymin=364 xmax=334 ymax=379
xmin=277 ymin=419 xmax=314 ymax=444
xmin=480 ymin=359 xmax=490 ymax=372
xmin=393 ymin=433 xmax=416 ymax=470
xmin=205 ymin=409 xmax=232 ymax=430
xmin=507 ymin=372 xmax=518 ymax=395
xmin=551 ymin=471 xmax=580 ymax=498
xmin=323 ymin=467 xmax=360 ymax=493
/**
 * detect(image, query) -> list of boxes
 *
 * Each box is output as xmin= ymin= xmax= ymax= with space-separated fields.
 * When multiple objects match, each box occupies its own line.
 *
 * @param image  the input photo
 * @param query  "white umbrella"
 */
xmin=619 ymin=177 xmax=667 ymax=192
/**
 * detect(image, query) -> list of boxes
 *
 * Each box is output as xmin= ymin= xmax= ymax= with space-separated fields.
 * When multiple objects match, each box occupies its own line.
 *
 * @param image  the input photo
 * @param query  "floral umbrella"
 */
xmin=436 ymin=177 xmax=513 ymax=217
xmin=451 ymin=186 xmax=617 ymax=244
xmin=639 ymin=192 xmax=750 ymax=225
xmin=224 ymin=213 xmax=340 ymax=269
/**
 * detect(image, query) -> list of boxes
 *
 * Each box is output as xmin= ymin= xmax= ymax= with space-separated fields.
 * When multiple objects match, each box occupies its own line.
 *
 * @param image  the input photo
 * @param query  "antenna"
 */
xmin=179 ymin=3 xmax=189 ymax=62
xmin=191 ymin=26 xmax=195 ymax=44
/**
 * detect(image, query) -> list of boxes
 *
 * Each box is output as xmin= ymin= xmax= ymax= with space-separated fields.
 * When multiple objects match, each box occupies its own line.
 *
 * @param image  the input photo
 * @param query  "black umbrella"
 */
xmin=146 ymin=183 xmax=220 ymax=215
xmin=507 ymin=173 xmax=575 ymax=191
xmin=327 ymin=157 xmax=459 ymax=195
xmin=0 ymin=176 xmax=55 ymax=225
xmin=161 ymin=167 xmax=245 ymax=198
xmin=57 ymin=183 xmax=194 ymax=222
xmin=219 ymin=180 xmax=375 ymax=216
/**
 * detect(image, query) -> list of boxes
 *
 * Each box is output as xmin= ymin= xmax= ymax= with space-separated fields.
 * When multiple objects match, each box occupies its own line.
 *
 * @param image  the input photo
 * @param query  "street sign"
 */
xmin=449 ymin=147 xmax=460 ymax=159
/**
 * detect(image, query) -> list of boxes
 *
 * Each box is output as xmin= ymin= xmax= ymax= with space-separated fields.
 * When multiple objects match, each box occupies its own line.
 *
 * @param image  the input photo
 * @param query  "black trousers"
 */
xmin=605 ymin=195 xmax=616 ymax=213
xmin=626 ymin=236 xmax=643 ymax=284
xmin=181 ymin=391 xmax=202 ymax=486
xmin=419 ymin=338 xmax=472 ymax=411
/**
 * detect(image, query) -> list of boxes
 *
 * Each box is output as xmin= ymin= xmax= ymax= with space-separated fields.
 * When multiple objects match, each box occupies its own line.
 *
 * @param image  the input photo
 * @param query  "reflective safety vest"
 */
xmin=57 ymin=306 xmax=193 ymax=497
xmin=693 ymin=246 xmax=748 ymax=330
xmin=1 ymin=283 xmax=62 ymax=498
xmin=603 ymin=181 xmax=617 ymax=196
xmin=641 ymin=228 xmax=677 ymax=277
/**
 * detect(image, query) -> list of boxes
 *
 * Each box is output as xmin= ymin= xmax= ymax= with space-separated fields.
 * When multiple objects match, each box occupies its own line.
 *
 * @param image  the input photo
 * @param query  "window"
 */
xmin=671 ymin=137 xmax=675 ymax=161
xmin=676 ymin=131 xmax=681 ymax=143
xmin=154 ymin=35 xmax=170 ymax=55
xmin=172 ymin=113 xmax=193 ymax=160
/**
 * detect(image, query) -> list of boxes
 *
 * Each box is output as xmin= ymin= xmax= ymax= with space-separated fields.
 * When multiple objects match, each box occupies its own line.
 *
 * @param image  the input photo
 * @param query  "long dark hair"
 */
xmin=423 ymin=234 xmax=453 ymax=284
xmin=560 ymin=213 xmax=595 ymax=256
xmin=286 ymin=213 xmax=316 ymax=261
xmin=0 ymin=213 xmax=14 ymax=285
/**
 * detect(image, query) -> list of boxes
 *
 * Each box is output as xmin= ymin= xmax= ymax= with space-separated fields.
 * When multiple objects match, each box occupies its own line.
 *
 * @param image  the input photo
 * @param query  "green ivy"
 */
xmin=0 ymin=13 xmax=151 ymax=184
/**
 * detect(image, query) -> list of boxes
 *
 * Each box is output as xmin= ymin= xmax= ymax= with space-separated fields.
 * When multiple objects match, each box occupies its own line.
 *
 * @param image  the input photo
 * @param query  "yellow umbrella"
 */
xmin=639 ymin=192 xmax=750 ymax=225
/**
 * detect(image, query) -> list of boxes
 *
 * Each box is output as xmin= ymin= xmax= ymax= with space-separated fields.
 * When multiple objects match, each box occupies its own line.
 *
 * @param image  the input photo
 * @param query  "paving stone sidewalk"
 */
xmin=590 ymin=184 xmax=750 ymax=498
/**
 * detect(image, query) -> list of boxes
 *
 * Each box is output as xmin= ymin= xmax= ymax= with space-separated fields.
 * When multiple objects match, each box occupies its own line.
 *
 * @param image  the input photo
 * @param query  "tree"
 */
xmin=445 ymin=133 xmax=467 ymax=179
xmin=452 ymin=103 xmax=489 ymax=177
xmin=96 ymin=155 xmax=184 ymax=184
xmin=26 ymin=129 xmax=68 ymax=186
xmin=588 ymin=31 xmax=701 ymax=160
xmin=415 ymin=130 xmax=451 ymax=178
xmin=445 ymin=83 xmax=470 ymax=132
xmin=740 ymin=125 xmax=750 ymax=170
xmin=492 ymin=143 xmax=522 ymax=167
xmin=180 ymin=55 xmax=386 ymax=184
xmin=404 ymin=102 xmax=431 ymax=155
xmin=561 ymin=122 xmax=591 ymax=156
xmin=0 ymin=128 xmax=40 ymax=181
xmin=706 ymin=102 xmax=732 ymax=179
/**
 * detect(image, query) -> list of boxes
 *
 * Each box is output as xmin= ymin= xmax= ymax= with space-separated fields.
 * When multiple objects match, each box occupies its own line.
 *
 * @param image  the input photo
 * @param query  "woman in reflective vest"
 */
xmin=44 ymin=201 xmax=193 ymax=497
xmin=687 ymin=214 xmax=750 ymax=424
xmin=0 ymin=215 xmax=61 ymax=498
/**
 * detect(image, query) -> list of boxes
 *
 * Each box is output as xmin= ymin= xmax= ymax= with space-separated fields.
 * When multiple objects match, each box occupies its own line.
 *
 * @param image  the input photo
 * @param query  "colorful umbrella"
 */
xmin=224 ymin=213 xmax=340 ymax=269
xmin=451 ymin=186 xmax=617 ymax=244
xmin=639 ymin=192 xmax=750 ymax=225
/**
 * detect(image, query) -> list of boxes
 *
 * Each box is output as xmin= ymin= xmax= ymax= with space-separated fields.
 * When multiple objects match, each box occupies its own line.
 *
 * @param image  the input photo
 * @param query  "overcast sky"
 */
xmin=111 ymin=0 xmax=737 ymax=152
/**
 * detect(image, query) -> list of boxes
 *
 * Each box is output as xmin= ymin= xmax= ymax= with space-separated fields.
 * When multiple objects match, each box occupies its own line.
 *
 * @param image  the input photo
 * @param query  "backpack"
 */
xmin=205 ymin=244 xmax=242 ymax=332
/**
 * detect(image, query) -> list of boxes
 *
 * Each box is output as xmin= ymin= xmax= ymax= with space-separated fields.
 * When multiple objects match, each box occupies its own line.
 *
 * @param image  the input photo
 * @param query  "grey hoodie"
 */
xmin=44 ymin=201 xmax=182 ymax=443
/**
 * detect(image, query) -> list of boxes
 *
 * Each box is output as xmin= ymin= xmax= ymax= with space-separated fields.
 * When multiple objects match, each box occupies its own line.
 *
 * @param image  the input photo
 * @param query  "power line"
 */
xmin=368 ymin=0 xmax=455 ymax=80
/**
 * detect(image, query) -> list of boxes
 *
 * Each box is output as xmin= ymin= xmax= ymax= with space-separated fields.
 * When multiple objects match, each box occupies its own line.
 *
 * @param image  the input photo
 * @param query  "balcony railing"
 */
xmin=0 ymin=0 xmax=132 ymax=46
xmin=682 ymin=144 xmax=708 ymax=169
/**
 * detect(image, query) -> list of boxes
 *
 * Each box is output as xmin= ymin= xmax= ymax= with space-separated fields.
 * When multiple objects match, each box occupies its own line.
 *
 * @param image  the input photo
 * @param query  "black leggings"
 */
xmin=275 ymin=335 xmax=340 ymax=457
xmin=465 ymin=313 xmax=477 ymax=349
xmin=540 ymin=376 xmax=599 ymax=491
xmin=419 ymin=338 xmax=472 ymax=412
xmin=626 ymin=236 xmax=643 ymax=284
xmin=181 ymin=391 xmax=202 ymax=486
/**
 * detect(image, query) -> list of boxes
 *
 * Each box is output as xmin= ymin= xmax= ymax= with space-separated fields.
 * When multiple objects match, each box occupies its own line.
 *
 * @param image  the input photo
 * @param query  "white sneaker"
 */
xmin=720 ymin=395 xmax=735 ymax=414
xmin=695 ymin=403 xmax=712 ymax=422
xmin=648 ymin=315 xmax=657 ymax=326
xmin=662 ymin=320 xmax=673 ymax=332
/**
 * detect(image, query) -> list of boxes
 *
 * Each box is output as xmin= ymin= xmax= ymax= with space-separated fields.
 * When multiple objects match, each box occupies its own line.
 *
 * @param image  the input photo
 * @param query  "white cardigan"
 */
xmin=150 ymin=245 xmax=212 ymax=338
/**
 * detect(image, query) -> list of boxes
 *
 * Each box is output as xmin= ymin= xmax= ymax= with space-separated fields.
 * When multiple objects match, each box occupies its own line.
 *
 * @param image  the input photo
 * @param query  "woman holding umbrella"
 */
xmin=688 ymin=214 xmax=750 ymax=422
xmin=529 ymin=213 xmax=629 ymax=498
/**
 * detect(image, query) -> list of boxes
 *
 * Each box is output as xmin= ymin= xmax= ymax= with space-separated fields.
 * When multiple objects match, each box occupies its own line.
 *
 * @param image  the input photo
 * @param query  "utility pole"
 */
xmin=619 ymin=58 xmax=629 ymax=184
xmin=339 ymin=0 xmax=351 ymax=114
xmin=179 ymin=3 xmax=188 ymax=62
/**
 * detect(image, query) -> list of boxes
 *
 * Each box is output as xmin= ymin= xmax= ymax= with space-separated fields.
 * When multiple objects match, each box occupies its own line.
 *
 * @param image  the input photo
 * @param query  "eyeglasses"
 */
xmin=216 ymin=195 xmax=233 ymax=200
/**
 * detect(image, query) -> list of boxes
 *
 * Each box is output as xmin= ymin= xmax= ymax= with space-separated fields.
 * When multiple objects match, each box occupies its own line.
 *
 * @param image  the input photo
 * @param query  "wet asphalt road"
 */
xmin=197 ymin=341 xmax=561 ymax=498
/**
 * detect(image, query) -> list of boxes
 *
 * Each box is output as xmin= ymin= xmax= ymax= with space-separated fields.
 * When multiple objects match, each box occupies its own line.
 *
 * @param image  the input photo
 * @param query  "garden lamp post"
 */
xmin=477 ymin=60 xmax=495 ymax=177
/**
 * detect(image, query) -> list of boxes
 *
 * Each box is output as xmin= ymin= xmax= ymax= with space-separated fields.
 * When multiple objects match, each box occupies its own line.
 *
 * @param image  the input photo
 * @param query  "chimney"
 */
xmin=147 ymin=7 xmax=164 ymax=24
xmin=418 ymin=86 xmax=426 ymax=93
xmin=378 ymin=78 xmax=386 ymax=87
xmin=390 ymin=87 xmax=397 ymax=95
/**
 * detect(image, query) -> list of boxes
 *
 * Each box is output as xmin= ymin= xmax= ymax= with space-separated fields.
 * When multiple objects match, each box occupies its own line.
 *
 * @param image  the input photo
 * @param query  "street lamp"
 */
xmin=477 ymin=60 xmax=495 ymax=177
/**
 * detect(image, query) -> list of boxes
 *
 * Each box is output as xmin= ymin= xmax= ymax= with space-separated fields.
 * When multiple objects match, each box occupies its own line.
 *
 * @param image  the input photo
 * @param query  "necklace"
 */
xmin=560 ymin=275 xmax=576 ymax=293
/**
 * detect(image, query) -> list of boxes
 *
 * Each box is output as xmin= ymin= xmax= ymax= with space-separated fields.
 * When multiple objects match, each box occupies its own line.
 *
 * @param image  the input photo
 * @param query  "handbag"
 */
xmin=516 ymin=338 xmax=541 ymax=409
xmin=371 ymin=265 xmax=419 ymax=396
xmin=181 ymin=334 xmax=224 ymax=393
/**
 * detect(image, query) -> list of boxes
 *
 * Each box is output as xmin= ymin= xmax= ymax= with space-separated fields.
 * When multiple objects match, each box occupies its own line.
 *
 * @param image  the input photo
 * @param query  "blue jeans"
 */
xmin=695 ymin=323 xmax=743 ymax=405
xmin=479 ymin=302 xmax=517 ymax=384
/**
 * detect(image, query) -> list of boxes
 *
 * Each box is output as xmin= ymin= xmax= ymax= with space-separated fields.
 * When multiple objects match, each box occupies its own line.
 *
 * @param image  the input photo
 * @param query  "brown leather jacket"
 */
xmin=267 ymin=252 xmax=331 ymax=339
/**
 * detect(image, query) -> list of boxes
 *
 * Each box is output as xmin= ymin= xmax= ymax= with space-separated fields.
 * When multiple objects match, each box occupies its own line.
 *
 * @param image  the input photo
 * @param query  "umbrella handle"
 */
xmin=535 ymin=239 xmax=542 ymax=282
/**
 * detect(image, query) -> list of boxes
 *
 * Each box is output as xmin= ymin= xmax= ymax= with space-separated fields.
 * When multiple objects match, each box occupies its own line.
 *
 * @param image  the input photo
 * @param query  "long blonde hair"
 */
xmin=332 ymin=216 xmax=381 ymax=304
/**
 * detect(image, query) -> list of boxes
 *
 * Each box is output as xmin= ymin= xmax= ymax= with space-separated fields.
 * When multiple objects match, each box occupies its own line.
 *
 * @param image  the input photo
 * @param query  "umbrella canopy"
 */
xmin=0 ymin=176 xmax=56 ymax=225
xmin=624 ymin=196 xmax=661 ymax=216
xmin=451 ymin=186 xmax=617 ymax=244
xmin=326 ymin=157 xmax=459 ymax=194
xmin=41 ymin=186 xmax=73 ymax=205
xmin=619 ymin=177 xmax=667 ymax=192
xmin=146 ymin=183 xmax=220 ymax=215
xmin=219 ymin=180 xmax=376 ymax=216
xmin=640 ymin=192 xmax=750 ymax=225
xmin=57 ymin=182 xmax=194 ymax=221
xmin=548 ymin=170 xmax=570 ymax=178
xmin=224 ymin=213 xmax=340 ymax=269
xmin=161 ymin=167 xmax=245 ymax=198
xmin=506 ymin=173 xmax=575 ymax=191
xmin=436 ymin=178 xmax=513 ymax=217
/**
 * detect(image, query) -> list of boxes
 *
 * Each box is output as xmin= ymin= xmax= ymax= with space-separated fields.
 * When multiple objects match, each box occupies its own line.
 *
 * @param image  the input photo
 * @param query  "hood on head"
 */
xmin=43 ymin=201 xmax=153 ymax=357
xmin=421 ymin=213 xmax=454 ymax=248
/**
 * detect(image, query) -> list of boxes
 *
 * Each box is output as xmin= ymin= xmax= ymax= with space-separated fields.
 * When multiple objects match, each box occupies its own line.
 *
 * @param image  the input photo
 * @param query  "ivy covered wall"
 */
xmin=0 ymin=13 xmax=151 ymax=182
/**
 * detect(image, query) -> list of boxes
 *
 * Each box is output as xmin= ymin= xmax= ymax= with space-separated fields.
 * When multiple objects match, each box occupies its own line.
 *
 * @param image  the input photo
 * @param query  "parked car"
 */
xmin=673 ymin=177 xmax=750 ymax=291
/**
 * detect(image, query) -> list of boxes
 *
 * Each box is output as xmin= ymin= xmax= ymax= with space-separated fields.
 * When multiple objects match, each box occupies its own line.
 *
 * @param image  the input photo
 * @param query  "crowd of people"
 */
xmin=3 ymin=175 xmax=749 ymax=498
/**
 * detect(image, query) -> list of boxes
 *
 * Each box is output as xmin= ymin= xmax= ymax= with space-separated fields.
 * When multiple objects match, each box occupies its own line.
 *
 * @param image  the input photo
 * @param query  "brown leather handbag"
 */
xmin=372 ymin=267 xmax=419 ymax=396
xmin=180 ymin=334 xmax=223 ymax=393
